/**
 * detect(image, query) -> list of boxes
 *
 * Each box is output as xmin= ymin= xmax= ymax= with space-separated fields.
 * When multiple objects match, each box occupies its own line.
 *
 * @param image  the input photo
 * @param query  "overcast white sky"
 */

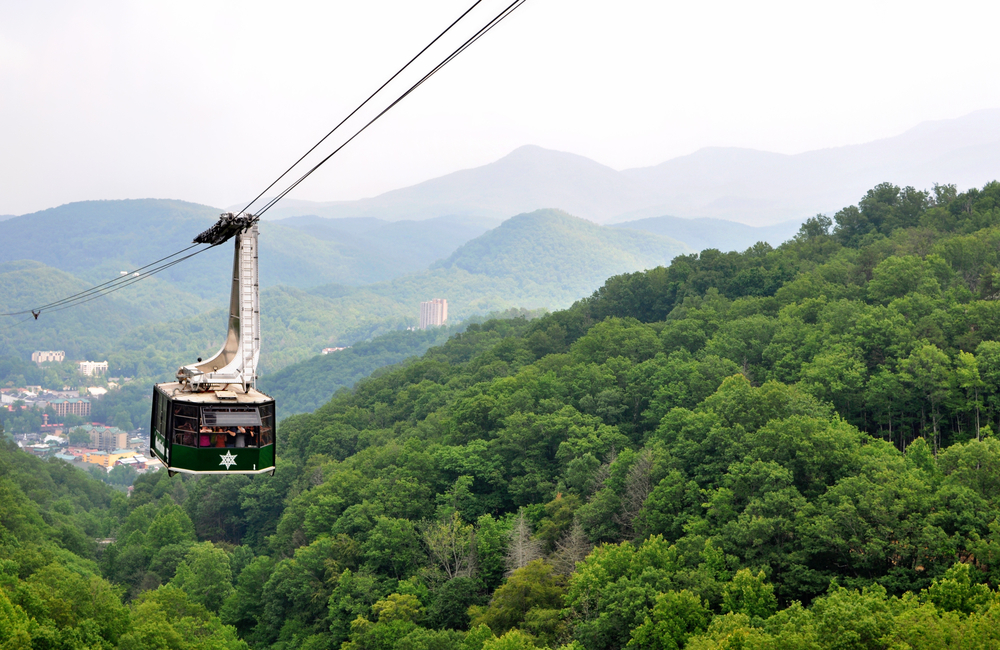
xmin=3 ymin=0 xmax=999 ymax=216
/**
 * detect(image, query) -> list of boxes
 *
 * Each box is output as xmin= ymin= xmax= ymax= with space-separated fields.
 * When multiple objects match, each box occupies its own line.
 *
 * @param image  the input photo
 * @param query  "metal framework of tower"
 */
xmin=176 ymin=214 xmax=260 ymax=392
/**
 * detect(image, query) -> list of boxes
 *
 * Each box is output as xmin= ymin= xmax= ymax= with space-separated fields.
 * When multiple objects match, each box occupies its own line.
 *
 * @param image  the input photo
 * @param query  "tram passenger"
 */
xmin=176 ymin=421 xmax=197 ymax=446
xmin=200 ymin=426 xmax=211 ymax=447
xmin=235 ymin=426 xmax=246 ymax=448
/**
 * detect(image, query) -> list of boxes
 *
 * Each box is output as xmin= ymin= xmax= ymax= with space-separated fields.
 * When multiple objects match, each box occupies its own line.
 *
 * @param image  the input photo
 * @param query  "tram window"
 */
xmin=197 ymin=425 xmax=260 ymax=448
xmin=157 ymin=397 xmax=168 ymax=438
xmin=259 ymin=403 xmax=275 ymax=446
xmin=173 ymin=403 xmax=199 ymax=447
xmin=151 ymin=391 xmax=159 ymax=434
xmin=202 ymin=407 xmax=261 ymax=427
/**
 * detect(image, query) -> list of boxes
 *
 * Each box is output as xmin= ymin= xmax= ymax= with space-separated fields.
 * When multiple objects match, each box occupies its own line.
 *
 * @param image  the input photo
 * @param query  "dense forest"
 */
xmin=6 ymin=180 xmax=1000 ymax=648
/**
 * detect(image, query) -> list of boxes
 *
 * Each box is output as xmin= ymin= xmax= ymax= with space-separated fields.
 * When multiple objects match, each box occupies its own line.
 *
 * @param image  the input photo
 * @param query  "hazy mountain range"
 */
xmin=251 ymin=109 xmax=1000 ymax=226
xmin=0 ymin=202 xmax=691 ymax=374
xmin=0 ymin=198 xmax=798 ymax=300
xmin=7 ymin=110 xmax=996 ymax=378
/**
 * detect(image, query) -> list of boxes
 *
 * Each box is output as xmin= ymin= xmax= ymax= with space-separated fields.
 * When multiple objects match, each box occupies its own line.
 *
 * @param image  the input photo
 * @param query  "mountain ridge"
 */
xmin=252 ymin=109 xmax=1000 ymax=226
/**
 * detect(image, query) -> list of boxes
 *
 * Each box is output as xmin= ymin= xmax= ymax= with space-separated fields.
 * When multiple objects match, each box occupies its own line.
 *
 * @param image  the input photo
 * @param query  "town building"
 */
xmin=40 ymin=422 xmax=65 ymax=436
xmin=79 ymin=424 xmax=127 ymax=451
xmin=32 ymin=351 xmax=65 ymax=364
xmin=78 ymin=361 xmax=109 ymax=376
xmin=83 ymin=449 xmax=137 ymax=468
xmin=419 ymin=298 xmax=448 ymax=329
xmin=49 ymin=397 xmax=91 ymax=418
xmin=46 ymin=390 xmax=80 ymax=399
xmin=66 ymin=446 xmax=99 ymax=460
xmin=322 ymin=347 xmax=349 ymax=354
xmin=115 ymin=454 xmax=152 ymax=471
xmin=22 ymin=443 xmax=60 ymax=459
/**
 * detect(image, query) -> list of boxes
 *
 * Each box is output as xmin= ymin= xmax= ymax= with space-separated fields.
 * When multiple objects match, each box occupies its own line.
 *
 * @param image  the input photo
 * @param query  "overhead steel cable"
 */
xmin=254 ymin=0 xmax=527 ymax=219
xmin=234 ymin=0 xmax=488 ymax=218
xmin=38 ymin=248 xmax=213 ymax=315
xmin=0 ymin=242 xmax=209 ymax=317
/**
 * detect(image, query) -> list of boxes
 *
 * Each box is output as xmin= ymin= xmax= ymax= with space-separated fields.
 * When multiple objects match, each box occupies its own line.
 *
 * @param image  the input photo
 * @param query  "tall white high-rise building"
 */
xmin=78 ymin=361 xmax=109 ymax=376
xmin=32 ymin=351 xmax=65 ymax=364
xmin=419 ymin=299 xmax=448 ymax=329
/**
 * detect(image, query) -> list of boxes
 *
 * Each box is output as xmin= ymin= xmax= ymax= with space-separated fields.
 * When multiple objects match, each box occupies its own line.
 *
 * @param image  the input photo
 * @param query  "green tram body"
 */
xmin=150 ymin=382 xmax=276 ymax=475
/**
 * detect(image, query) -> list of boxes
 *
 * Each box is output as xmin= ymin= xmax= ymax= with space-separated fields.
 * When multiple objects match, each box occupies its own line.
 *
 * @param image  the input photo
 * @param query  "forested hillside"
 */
xmin=260 ymin=310 xmax=547 ymax=417
xmin=0 ymin=440 xmax=247 ymax=648
xmin=434 ymin=210 xmax=689 ymax=290
xmin=0 ymin=260 xmax=214 ymax=359
xmin=273 ymin=214 xmax=501 ymax=277
xmin=10 ymin=180 xmax=1000 ymax=649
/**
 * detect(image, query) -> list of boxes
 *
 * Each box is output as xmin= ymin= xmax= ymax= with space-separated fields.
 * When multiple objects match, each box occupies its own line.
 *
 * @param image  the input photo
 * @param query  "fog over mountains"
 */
xmin=255 ymin=109 xmax=1000 ymax=226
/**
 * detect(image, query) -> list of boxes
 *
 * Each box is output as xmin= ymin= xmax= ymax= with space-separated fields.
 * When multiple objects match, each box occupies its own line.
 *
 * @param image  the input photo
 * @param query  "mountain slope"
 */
xmin=0 ymin=200 xmax=234 ymax=299
xmin=0 ymin=260 xmax=211 ymax=360
xmin=271 ymin=213 xmax=501 ymax=279
xmin=434 ymin=209 xmax=689 ymax=287
xmin=613 ymin=215 xmax=803 ymax=252
xmin=619 ymin=109 xmax=1000 ymax=224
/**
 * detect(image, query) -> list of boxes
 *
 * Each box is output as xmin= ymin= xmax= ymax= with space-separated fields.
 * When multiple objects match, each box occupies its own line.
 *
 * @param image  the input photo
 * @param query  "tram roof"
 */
xmin=154 ymin=383 xmax=273 ymax=405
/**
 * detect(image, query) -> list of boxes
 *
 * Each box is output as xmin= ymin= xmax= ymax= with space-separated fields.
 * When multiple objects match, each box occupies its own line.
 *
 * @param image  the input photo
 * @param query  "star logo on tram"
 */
xmin=219 ymin=451 xmax=238 ymax=469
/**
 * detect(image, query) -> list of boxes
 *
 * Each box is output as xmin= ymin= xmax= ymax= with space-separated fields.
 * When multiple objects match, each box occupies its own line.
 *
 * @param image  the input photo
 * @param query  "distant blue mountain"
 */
xmin=272 ymin=213 xmax=500 ymax=273
xmin=254 ymin=109 xmax=1000 ymax=226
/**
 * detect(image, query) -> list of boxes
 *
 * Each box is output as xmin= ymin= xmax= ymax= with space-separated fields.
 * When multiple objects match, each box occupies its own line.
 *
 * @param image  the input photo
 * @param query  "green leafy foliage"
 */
xmin=0 ymin=439 xmax=248 ymax=648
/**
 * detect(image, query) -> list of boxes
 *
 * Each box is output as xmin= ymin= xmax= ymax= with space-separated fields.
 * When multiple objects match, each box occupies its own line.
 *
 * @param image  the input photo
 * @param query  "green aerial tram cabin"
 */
xmin=149 ymin=213 xmax=276 ymax=476
xmin=150 ymin=385 xmax=275 ymax=475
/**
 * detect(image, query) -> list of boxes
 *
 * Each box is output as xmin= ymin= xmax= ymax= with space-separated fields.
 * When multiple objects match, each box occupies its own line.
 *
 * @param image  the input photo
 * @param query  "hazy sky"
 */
xmin=3 ymin=0 xmax=999 ymax=216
